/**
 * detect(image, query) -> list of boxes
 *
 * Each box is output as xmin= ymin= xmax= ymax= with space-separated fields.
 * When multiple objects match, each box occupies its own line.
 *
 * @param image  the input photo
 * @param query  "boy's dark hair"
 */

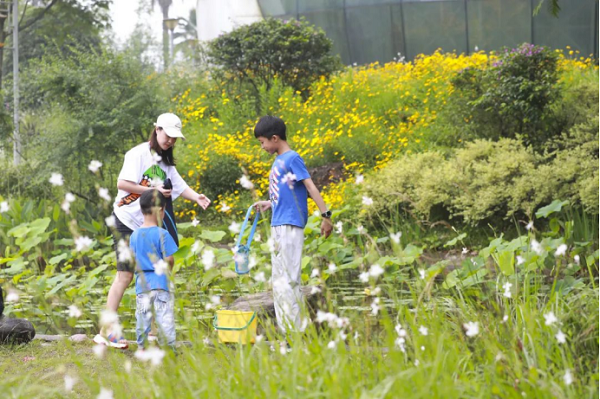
xmin=254 ymin=115 xmax=287 ymax=141
xmin=140 ymin=189 xmax=167 ymax=215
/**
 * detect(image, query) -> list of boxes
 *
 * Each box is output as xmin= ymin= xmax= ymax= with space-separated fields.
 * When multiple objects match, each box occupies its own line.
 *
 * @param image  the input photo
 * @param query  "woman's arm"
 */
xmin=117 ymin=180 xmax=172 ymax=197
xmin=181 ymin=187 xmax=211 ymax=210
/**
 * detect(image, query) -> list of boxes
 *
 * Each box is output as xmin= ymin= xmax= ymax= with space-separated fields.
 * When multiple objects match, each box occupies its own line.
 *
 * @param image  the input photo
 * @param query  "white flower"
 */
xmin=65 ymin=192 xmax=75 ymax=203
xmin=49 ymin=173 xmax=64 ymax=186
xmin=68 ymin=305 xmax=82 ymax=318
xmin=394 ymin=336 xmax=406 ymax=352
xmin=191 ymin=240 xmax=202 ymax=254
xmin=310 ymin=286 xmax=321 ymax=295
xmin=495 ymin=352 xmax=504 ymax=362
xmin=526 ymin=221 xmax=534 ymax=231
xmin=310 ymin=268 xmax=320 ymax=278
xmin=335 ymin=221 xmax=343 ymax=234
xmin=463 ymin=321 xmax=479 ymax=337
xmin=98 ymin=188 xmax=111 ymax=202
xmin=357 ymin=225 xmax=365 ymax=234
xmin=418 ymin=269 xmax=425 ymax=280
xmin=281 ymin=172 xmax=297 ymax=188
xmin=315 ymin=310 xmax=349 ymax=329
xmin=267 ymin=238 xmax=276 ymax=253
xmin=531 ymin=239 xmax=543 ymax=254
xmin=502 ymin=315 xmax=509 ymax=323
xmin=544 ymin=312 xmax=558 ymax=326
xmin=369 ymin=264 xmax=384 ymax=278
xmin=371 ymin=298 xmax=380 ymax=315
xmin=248 ymin=255 xmax=258 ymax=269
xmin=390 ymin=232 xmax=401 ymax=244
xmin=152 ymin=153 xmax=162 ymax=164
xmin=240 ymin=175 xmax=254 ymax=189
xmin=93 ymin=344 xmax=106 ymax=359
xmin=327 ymin=263 xmax=337 ymax=274
xmin=124 ymin=360 xmax=132 ymax=373
xmin=88 ymin=160 xmax=102 ymax=173
xmin=555 ymin=244 xmax=568 ymax=257
xmin=0 ymin=201 xmax=9 ymax=213
xmin=220 ymin=203 xmax=231 ymax=212
xmin=154 ymin=259 xmax=168 ymax=276
xmin=418 ymin=326 xmax=428 ymax=336
xmin=201 ymin=250 xmax=215 ymax=271
xmin=191 ymin=218 xmax=200 ymax=227
xmin=229 ymin=221 xmax=241 ymax=234
xmin=414 ymin=359 xmax=420 ymax=366
xmin=574 ymin=255 xmax=580 ymax=265
xmin=5 ymin=290 xmax=19 ymax=303
xmin=205 ymin=295 xmax=221 ymax=311
xmin=555 ymin=330 xmax=566 ymax=344
xmin=255 ymin=334 xmax=264 ymax=344
xmin=563 ymin=370 xmax=573 ymax=385
xmin=358 ymin=272 xmax=370 ymax=283
xmin=420 ymin=346 xmax=425 ymax=351
xmin=502 ymin=281 xmax=512 ymax=298
xmin=117 ymin=239 xmax=132 ymax=262
xmin=134 ymin=347 xmax=165 ymax=366
xmin=99 ymin=310 xmax=119 ymax=327
xmin=61 ymin=201 xmax=71 ymax=213
xmin=395 ymin=324 xmax=407 ymax=337
xmin=362 ymin=196 xmax=373 ymax=206
xmin=75 ymin=236 xmax=93 ymax=252
xmin=516 ymin=255 xmax=525 ymax=265
xmin=462 ymin=247 xmax=468 ymax=255
xmin=104 ymin=215 xmax=116 ymax=228
xmin=254 ymin=271 xmax=266 ymax=283
xmin=327 ymin=340 xmax=337 ymax=349
xmin=355 ymin=174 xmax=364 ymax=185
xmin=64 ymin=375 xmax=76 ymax=392
xmin=253 ymin=233 xmax=261 ymax=242
xmin=97 ymin=388 xmax=113 ymax=399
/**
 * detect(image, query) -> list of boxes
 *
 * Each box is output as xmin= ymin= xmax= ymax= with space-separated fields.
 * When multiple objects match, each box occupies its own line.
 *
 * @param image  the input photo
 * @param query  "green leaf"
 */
xmin=444 ymin=233 xmax=467 ymax=248
xmin=200 ymin=230 xmax=226 ymax=243
xmin=202 ymin=268 xmax=221 ymax=286
xmin=535 ymin=200 xmax=569 ymax=219
xmin=49 ymin=253 xmax=68 ymax=265
xmin=492 ymin=249 xmax=515 ymax=276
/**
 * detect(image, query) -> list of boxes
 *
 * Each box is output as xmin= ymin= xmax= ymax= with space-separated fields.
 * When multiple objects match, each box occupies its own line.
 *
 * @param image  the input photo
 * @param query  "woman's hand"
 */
xmin=156 ymin=186 xmax=172 ymax=198
xmin=196 ymin=194 xmax=211 ymax=210
xmin=254 ymin=201 xmax=272 ymax=213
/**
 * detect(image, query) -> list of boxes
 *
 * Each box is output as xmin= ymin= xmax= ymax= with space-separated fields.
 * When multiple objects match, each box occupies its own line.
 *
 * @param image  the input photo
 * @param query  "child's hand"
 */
xmin=254 ymin=201 xmax=272 ymax=213
xmin=320 ymin=218 xmax=333 ymax=238
xmin=196 ymin=194 xmax=211 ymax=210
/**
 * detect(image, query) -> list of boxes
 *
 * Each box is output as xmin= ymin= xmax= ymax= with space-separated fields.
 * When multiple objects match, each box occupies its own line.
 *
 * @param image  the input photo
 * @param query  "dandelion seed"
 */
xmin=355 ymin=174 xmax=364 ymax=185
xmin=555 ymin=330 xmax=566 ymax=344
xmin=99 ymin=310 xmax=119 ymax=327
xmin=153 ymin=259 xmax=168 ymax=276
xmin=327 ymin=263 xmax=337 ymax=274
xmin=98 ymin=188 xmax=111 ymax=202
xmin=395 ymin=324 xmax=407 ymax=337
xmin=220 ymin=203 xmax=231 ymax=212
xmin=64 ymin=375 xmax=76 ymax=392
xmin=134 ymin=347 xmax=165 ymax=366
xmin=369 ymin=264 xmax=384 ymax=278
xmin=75 ymin=236 xmax=93 ymax=252
xmin=462 ymin=247 xmax=468 ymax=255
xmin=526 ymin=221 xmax=534 ymax=231
xmin=68 ymin=305 xmax=82 ymax=318
xmin=574 ymin=255 xmax=580 ymax=265
xmin=502 ymin=315 xmax=509 ymax=323
xmin=544 ymin=312 xmax=558 ymax=326
xmin=254 ymin=271 xmax=266 ymax=283
xmin=474 ymin=45 xmax=479 ymax=52
xmin=191 ymin=218 xmax=200 ymax=227
xmin=0 ymin=201 xmax=9 ymax=213
xmin=362 ymin=196 xmax=373 ymax=206
xmin=117 ymin=239 xmax=132 ymax=262
xmin=105 ymin=215 xmax=116 ymax=228
xmin=152 ymin=153 xmax=162 ymax=164
xmin=463 ymin=321 xmax=479 ymax=337
xmin=418 ymin=326 xmax=428 ymax=336
xmin=281 ymin=172 xmax=297 ymax=188
xmin=418 ymin=269 xmax=425 ymax=280
xmin=5 ymin=290 xmax=19 ymax=303
xmin=359 ymin=272 xmax=370 ymax=283
xmin=516 ymin=255 xmax=525 ymax=265
xmin=255 ymin=334 xmax=264 ymax=343
xmin=390 ymin=232 xmax=401 ymax=244
xmin=555 ymin=244 xmax=567 ymax=257
xmin=394 ymin=336 xmax=406 ymax=352
xmin=502 ymin=281 xmax=512 ymax=298
xmin=88 ymin=160 xmax=102 ymax=173
xmin=563 ymin=369 xmax=573 ymax=385
xmin=327 ymin=341 xmax=337 ymax=349
xmin=335 ymin=221 xmax=343 ymax=234
xmin=49 ymin=173 xmax=64 ymax=186
xmin=240 ymin=175 xmax=254 ymax=189
xmin=310 ymin=268 xmax=320 ymax=278
xmin=229 ymin=221 xmax=241 ymax=234
xmin=97 ymin=388 xmax=113 ymax=399
xmin=93 ymin=344 xmax=106 ymax=359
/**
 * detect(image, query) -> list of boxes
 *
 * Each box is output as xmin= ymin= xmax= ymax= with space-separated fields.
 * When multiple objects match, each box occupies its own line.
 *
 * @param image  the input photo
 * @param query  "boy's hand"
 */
xmin=196 ymin=194 xmax=211 ymax=210
xmin=254 ymin=201 xmax=272 ymax=213
xmin=320 ymin=218 xmax=333 ymax=238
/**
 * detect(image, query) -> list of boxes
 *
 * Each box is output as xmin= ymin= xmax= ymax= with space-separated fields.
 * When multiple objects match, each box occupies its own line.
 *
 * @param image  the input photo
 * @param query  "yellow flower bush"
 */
xmin=172 ymin=49 xmax=596 ymax=218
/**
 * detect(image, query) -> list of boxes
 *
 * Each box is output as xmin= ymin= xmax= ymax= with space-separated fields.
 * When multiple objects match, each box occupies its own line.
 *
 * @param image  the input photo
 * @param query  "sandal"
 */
xmin=93 ymin=333 xmax=129 ymax=349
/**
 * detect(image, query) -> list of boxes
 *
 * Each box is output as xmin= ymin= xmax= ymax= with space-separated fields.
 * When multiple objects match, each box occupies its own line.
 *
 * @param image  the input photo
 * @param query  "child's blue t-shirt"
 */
xmin=129 ymin=226 xmax=178 ymax=294
xmin=269 ymin=150 xmax=311 ymax=228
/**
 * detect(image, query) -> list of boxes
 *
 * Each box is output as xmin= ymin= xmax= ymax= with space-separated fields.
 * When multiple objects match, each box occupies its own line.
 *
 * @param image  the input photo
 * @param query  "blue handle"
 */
xmin=236 ymin=205 xmax=259 ymax=248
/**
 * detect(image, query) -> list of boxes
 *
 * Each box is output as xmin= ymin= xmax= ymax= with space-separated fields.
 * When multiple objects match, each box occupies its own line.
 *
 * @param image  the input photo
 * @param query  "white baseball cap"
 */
xmin=154 ymin=113 xmax=185 ymax=139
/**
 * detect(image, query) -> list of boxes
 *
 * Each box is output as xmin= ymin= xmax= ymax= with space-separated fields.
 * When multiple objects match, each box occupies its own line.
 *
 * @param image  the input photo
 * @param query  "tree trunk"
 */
xmin=162 ymin=5 xmax=169 ymax=70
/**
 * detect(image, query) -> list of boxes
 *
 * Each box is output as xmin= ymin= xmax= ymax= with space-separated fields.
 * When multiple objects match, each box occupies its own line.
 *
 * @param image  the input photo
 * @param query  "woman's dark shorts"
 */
xmin=111 ymin=212 xmax=135 ymax=272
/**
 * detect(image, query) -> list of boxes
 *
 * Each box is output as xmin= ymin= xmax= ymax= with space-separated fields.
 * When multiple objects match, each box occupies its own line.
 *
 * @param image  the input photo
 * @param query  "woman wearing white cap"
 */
xmin=93 ymin=113 xmax=211 ymax=349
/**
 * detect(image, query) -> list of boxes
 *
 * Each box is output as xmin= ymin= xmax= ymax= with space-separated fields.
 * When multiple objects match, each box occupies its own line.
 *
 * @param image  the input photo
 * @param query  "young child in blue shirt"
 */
xmin=130 ymin=189 xmax=179 ymax=349
xmin=253 ymin=115 xmax=333 ymax=333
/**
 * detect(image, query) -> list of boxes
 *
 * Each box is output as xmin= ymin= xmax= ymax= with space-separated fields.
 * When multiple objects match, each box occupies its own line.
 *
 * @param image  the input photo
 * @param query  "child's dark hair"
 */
xmin=254 ymin=115 xmax=287 ymax=141
xmin=140 ymin=189 xmax=167 ymax=215
xmin=149 ymin=128 xmax=176 ymax=166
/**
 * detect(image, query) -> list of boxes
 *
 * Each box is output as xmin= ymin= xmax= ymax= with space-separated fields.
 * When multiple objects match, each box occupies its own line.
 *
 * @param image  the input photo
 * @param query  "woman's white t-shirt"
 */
xmin=113 ymin=142 xmax=189 ymax=231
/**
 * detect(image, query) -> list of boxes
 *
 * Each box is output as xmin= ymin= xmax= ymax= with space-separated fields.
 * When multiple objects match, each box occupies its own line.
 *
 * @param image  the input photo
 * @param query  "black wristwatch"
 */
xmin=321 ymin=210 xmax=332 ymax=219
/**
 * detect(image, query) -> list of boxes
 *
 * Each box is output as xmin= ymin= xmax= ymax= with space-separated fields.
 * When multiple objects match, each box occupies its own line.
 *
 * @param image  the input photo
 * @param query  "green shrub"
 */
xmin=197 ymin=155 xmax=243 ymax=201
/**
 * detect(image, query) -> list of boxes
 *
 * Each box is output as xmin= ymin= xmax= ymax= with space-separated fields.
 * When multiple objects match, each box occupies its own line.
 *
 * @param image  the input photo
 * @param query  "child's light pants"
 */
xmin=136 ymin=290 xmax=176 ymax=348
xmin=271 ymin=225 xmax=306 ymax=333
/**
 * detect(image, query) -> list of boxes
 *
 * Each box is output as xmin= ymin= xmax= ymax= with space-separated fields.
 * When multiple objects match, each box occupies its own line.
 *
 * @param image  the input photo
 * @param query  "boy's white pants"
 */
xmin=271 ymin=225 xmax=306 ymax=333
